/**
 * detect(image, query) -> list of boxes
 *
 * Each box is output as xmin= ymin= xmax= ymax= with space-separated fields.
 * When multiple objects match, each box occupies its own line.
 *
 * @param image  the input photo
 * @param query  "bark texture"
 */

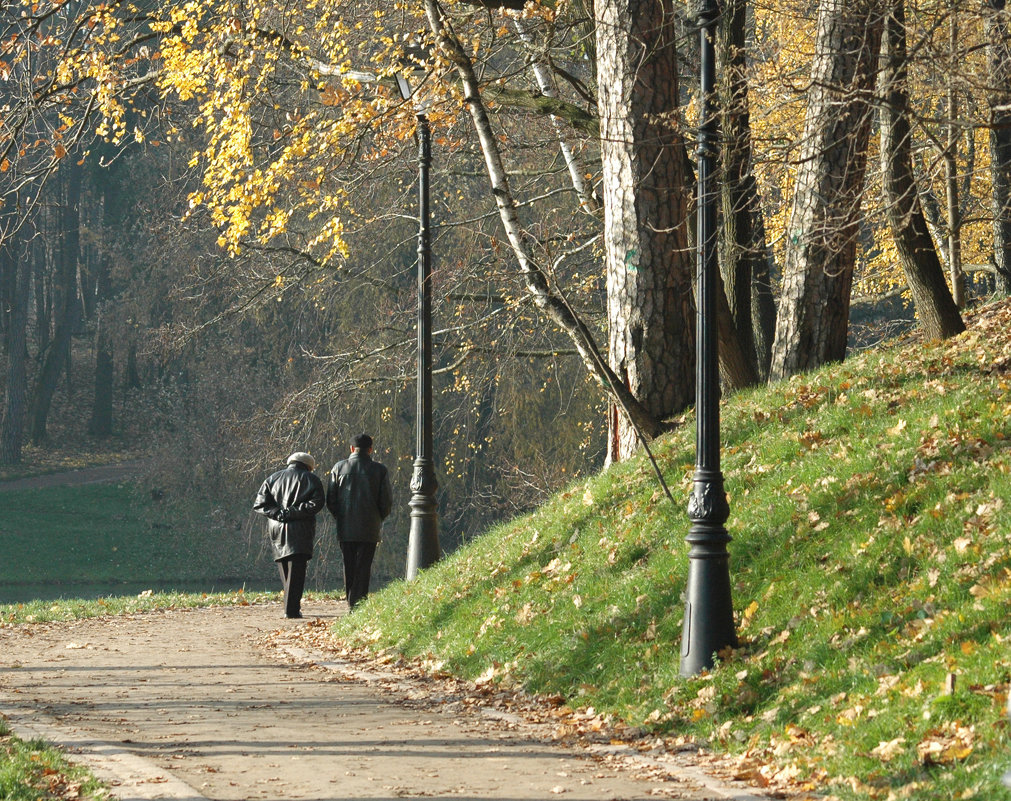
xmin=769 ymin=0 xmax=884 ymax=381
xmin=878 ymin=0 xmax=965 ymax=340
xmin=595 ymin=0 xmax=694 ymax=461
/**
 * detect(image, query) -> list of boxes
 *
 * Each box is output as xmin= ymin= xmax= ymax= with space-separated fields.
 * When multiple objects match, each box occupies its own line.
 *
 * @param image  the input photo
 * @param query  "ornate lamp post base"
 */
xmin=406 ymin=457 xmax=441 ymax=580
xmin=680 ymin=472 xmax=736 ymax=676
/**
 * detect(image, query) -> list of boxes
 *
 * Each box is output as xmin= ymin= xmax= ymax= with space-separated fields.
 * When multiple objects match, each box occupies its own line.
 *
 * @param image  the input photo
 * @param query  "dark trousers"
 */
xmin=277 ymin=555 xmax=309 ymax=618
xmin=340 ymin=541 xmax=377 ymax=610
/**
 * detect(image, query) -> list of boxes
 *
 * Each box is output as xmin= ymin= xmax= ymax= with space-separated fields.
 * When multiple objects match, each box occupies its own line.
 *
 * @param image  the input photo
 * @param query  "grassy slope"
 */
xmin=333 ymin=299 xmax=1011 ymax=801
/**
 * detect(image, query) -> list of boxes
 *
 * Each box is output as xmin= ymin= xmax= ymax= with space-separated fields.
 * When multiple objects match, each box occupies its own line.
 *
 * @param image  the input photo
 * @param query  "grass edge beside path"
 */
xmin=0 ymin=590 xmax=351 ymax=626
xmin=0 ymin=718 xmax=110 ymax=801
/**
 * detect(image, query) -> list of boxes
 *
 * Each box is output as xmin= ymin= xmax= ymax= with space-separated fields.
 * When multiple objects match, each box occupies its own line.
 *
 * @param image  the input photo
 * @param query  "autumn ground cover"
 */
xmin=329 ymin=298 xmax=1011 ymax=800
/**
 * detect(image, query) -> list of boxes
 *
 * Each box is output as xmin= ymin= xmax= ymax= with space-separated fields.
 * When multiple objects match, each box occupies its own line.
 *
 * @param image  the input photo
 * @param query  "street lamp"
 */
xmin=679 ymin=0 xmax=738 ymax=676
xmin=396 ymin=66 xmax=443 ymax=580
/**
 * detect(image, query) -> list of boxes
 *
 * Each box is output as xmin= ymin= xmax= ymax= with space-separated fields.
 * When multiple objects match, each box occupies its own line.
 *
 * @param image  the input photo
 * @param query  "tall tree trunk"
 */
xmin=31 ymin=164 xmax=82 ymax=444
xmin=595 ymin=0 xmax=695 ymax=461
xmin=423 ymin=0 xmax=664 ymax=444
xmin=945 ymin=6 xmax=966 ymax=308
xmin=769 ymin=0 xmax=884 ymax=381
xmin=985 ymin=0 xmax=1011 ymax=296
xmin=0 ymin=223 xmax=31 ymax=465
xmin=89 ymin=167 xmax=118 ymax=437
xmin=125 ymin=341 xmax=142 ymax=390
xmin=718 ymin=0 xmax=770 ymax=386
xmin=751 ymin=220 xmax=777 ymax=379
xmin=878 ymin=0 xmax=965 ymax=340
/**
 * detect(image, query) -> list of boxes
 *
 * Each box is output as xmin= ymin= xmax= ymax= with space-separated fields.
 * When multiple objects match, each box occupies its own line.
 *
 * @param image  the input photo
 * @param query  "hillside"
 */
xmin=329 ymin=298 xmax=1011 ymax=801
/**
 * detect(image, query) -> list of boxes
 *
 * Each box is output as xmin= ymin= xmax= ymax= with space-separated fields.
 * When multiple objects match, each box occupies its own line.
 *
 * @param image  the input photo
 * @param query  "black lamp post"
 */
xmin=396 ymin=71 xmax=442 ymax=580
xmin=679 ymin=0 xmax=738 ymax=677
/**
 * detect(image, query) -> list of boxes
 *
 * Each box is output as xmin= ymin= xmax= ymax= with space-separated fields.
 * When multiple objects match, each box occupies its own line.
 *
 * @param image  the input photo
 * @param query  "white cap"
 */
xmin=286 ymin=452 xmax=316 ymax=470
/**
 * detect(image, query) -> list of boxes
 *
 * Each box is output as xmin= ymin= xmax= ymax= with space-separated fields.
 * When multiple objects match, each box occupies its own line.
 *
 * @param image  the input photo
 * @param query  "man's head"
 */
xmin=286 ymin=452 xmax=316 ymax=470
xmin=351 ymin=433 xmax=374 ymax=454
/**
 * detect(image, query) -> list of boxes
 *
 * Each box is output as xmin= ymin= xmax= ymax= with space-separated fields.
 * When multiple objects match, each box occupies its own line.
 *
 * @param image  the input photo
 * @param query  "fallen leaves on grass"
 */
xmin=915 ymin=722 xmax=975 ymax=765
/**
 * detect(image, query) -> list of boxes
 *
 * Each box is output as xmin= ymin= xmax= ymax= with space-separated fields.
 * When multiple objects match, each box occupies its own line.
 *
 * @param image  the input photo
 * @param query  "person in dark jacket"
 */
xmin=326 ymin=434 xmax=393 ymax=610
xmin=253 ymin=452 xmax=325 ymax=619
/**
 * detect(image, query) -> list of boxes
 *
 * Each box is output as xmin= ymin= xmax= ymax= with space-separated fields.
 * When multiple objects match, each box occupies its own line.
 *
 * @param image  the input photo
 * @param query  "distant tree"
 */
xmin=719 ymin=0 xmax=773 ymax=384
xmin=0 ymin=218 xmax=32 ymax=465
xmin=31 ymin=164 xmax=83 ymax=444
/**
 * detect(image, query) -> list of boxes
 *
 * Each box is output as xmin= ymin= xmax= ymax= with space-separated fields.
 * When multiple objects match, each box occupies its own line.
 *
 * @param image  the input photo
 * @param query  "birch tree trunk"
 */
xmin=878 ymin=0 xmax=965 ymax=340
xmin=944 ymin=7 xmax=966 ymax=308
xmin=512 ymin=19 xmax=599 ymax=214
xmin=769 ymin=0 xmax=884 ymax=381
xmin=595 ymin=0 xmax=695 ymax=461
xmin=984 ymin=0 xmax=1011 ymax=296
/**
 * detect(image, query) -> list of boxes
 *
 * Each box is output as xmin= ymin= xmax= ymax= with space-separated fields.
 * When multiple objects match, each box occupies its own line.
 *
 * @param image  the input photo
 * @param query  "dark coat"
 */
xmin=326 ymin=452 xmax=393 ymax=543
xmin=253 ymin=462 xmax=325 ymax=561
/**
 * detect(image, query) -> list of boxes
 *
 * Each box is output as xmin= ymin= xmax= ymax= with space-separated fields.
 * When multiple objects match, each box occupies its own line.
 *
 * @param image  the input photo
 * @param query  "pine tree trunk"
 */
xmin=769 ymin=0 xmax=884 ymax=381
xmin=985 ymin=0 xmax=1011 ymax=296
xmin=595 ymin=0 xmax=695 ymax=461
xmin=878 ymin=0 xmax=965 ymax=340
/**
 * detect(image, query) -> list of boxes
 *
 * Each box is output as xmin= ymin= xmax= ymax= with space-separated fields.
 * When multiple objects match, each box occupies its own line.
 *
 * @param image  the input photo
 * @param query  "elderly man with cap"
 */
xmin=253 ymin=452 xmax=325 ymax=618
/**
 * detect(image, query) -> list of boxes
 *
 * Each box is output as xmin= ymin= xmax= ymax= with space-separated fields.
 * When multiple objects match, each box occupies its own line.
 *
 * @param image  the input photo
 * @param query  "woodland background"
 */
xmin=1 ymin=0 xmax=1009 ymax=589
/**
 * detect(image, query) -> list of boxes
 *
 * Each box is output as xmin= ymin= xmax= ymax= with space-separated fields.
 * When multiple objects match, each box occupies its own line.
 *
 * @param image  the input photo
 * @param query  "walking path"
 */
xmin=0 ymin=601 xmax=772 ymax=801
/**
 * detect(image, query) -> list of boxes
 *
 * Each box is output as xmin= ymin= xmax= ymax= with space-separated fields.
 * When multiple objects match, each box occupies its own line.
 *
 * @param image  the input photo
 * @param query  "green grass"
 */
xmin=0 ymin=482 xmax=280 ymax=602
xmin=331 ymin=301 xmax=1011 ymax=801
xmin=1 ymin=483 xmax=228 ymax=583
xmin=0 ymin=718 xmax=109 ymax=800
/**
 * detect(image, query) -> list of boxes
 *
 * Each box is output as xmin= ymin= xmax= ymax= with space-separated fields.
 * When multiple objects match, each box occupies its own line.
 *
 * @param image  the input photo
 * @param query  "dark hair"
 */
xmin=352 ymin=433 xmax=373 ymax=451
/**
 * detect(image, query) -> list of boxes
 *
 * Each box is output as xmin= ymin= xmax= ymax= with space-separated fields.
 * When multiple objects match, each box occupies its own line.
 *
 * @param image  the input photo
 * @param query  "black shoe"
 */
xmin=285 ymin=613 xmax=303 ymax=619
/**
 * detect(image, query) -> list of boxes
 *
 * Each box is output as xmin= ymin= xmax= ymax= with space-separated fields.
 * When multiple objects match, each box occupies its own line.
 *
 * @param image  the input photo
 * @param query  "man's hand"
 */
xmin=276 ymin=508 xmax=290 ymax=523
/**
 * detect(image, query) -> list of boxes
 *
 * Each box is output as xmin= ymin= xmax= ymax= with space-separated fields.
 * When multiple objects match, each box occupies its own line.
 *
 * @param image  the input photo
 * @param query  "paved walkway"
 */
xmin=0 ymin=601 xmax=769 ymax=801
